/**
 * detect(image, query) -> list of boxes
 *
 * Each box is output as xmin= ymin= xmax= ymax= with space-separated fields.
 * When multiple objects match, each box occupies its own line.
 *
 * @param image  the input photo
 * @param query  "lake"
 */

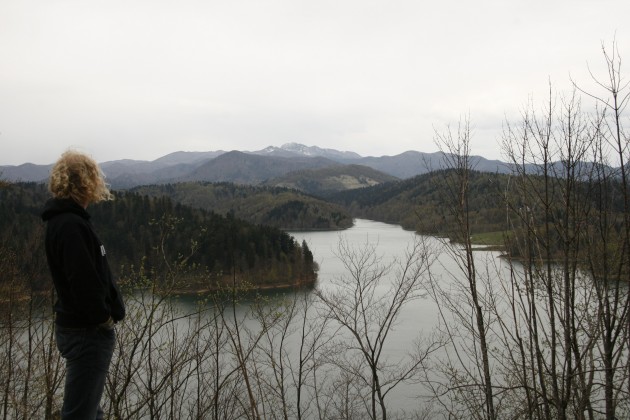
xmin=290 ymin=218 xmax=447 ymax=338
xmin=287 ymin=219 xmax=505 ymax=413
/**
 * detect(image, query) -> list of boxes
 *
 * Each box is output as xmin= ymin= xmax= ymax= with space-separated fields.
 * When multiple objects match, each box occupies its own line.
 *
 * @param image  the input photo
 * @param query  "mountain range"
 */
xmin=0 ymin=143 xmax=510 ymax=191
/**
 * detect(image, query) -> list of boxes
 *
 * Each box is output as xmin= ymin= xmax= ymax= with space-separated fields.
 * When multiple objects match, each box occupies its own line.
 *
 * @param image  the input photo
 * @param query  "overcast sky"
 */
xmin=1 ymin=0 xmax=628 ymax=165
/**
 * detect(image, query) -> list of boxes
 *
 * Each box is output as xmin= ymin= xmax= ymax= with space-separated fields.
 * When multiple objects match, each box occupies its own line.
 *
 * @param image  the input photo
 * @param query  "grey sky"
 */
xmin=1 ymin=0 xmax=628 ymax=165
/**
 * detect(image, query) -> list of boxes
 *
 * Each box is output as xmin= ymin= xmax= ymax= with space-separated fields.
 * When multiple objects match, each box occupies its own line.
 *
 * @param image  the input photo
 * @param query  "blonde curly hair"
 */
xmin=48 ymin=151 xmax=112 ymax=205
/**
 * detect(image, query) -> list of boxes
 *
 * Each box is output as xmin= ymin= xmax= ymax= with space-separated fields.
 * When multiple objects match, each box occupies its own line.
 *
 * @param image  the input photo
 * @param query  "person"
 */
xmin=41 ymin=150 xmax=125 ymax=419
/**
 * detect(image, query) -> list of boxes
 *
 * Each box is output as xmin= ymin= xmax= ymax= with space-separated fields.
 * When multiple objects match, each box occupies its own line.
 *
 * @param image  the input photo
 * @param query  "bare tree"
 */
xmin=0 ymin=220 xmax=63 ymax=420
xmin=495 ymin=44 xmax=629 ymax=419
xmin=501 ymin=89 xmax=603 ymax=419
xmin=573 ymin=39 xmax=630 ymax=420
xmin=427 ymin=117 xmax=497 ymax=420
xmin=316 ymin=236 xmax=439 ymax=420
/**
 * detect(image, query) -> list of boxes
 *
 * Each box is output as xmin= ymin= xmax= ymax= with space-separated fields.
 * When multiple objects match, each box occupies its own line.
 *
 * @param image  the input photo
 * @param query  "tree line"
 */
xmin=0 ymin=183 xmax=317 ymax=292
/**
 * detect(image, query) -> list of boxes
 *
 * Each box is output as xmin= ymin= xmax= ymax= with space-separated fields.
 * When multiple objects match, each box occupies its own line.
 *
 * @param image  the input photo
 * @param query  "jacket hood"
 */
xmin=41 ymin=198 xmax=90 ymax=222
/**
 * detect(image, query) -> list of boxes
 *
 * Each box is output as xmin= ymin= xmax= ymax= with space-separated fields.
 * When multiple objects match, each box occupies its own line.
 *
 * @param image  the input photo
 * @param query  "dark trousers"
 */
xmin=55 ymin=325 xmax=116 ymax=420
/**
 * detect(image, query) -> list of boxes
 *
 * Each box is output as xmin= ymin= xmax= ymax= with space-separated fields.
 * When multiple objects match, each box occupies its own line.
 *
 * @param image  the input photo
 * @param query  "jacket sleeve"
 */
xmin=59 ymin=221 xmax=111 ymax=325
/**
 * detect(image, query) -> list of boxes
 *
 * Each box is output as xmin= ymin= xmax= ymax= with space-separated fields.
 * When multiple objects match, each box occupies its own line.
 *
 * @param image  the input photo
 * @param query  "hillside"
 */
xmin=331 ymin=167 xmax=629 ymax=258
xmin=132 ymin=182 xmax=353 ymax=230
xmin=330 ymin=170 xmax=511 ymax=236
xmin=263 ymin=164 xmax=399 ymax=197
xmin=0 ymin=182 xmax=317 ymax=291
xmin=107 ymin=162 xmax=202 ymax=189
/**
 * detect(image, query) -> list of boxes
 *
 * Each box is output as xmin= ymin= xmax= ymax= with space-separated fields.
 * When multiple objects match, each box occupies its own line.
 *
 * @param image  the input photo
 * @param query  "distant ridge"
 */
xmin=152 ymin=150 xmax=225 ymax=165
xmin=0 ymin=163 xmax=52 ymax=183
xmin=179 ymin=151 xmax=338 ymax=185
xmin=356 ymin=151 xmax=510 ymax=179
xmin=0 ymin=142 xmax=554 ymax=187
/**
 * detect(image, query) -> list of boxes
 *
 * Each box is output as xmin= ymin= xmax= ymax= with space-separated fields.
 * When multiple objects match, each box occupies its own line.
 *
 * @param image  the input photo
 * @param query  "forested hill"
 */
xmin=131 ymin=182 xmax=353 ymax=230
xmin=331 ymin=167 xmax=629 ymax=256
xmin=0 ymin=182 xmax=316 ymax=292
xmin=330 ymin=170 xmax=510 ymax=237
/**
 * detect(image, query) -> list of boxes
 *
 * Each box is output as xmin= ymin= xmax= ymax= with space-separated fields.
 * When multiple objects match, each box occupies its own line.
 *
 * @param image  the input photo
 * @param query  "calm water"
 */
xmin=291 ymin=219 xmax=443 ymax=337
xmin=289 ymin=219 xmax=505 ymax=408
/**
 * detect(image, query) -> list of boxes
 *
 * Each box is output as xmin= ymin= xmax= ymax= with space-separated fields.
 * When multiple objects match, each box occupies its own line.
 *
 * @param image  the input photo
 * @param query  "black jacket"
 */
xmin=41 ymin=198 xmax=125 ymax=327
